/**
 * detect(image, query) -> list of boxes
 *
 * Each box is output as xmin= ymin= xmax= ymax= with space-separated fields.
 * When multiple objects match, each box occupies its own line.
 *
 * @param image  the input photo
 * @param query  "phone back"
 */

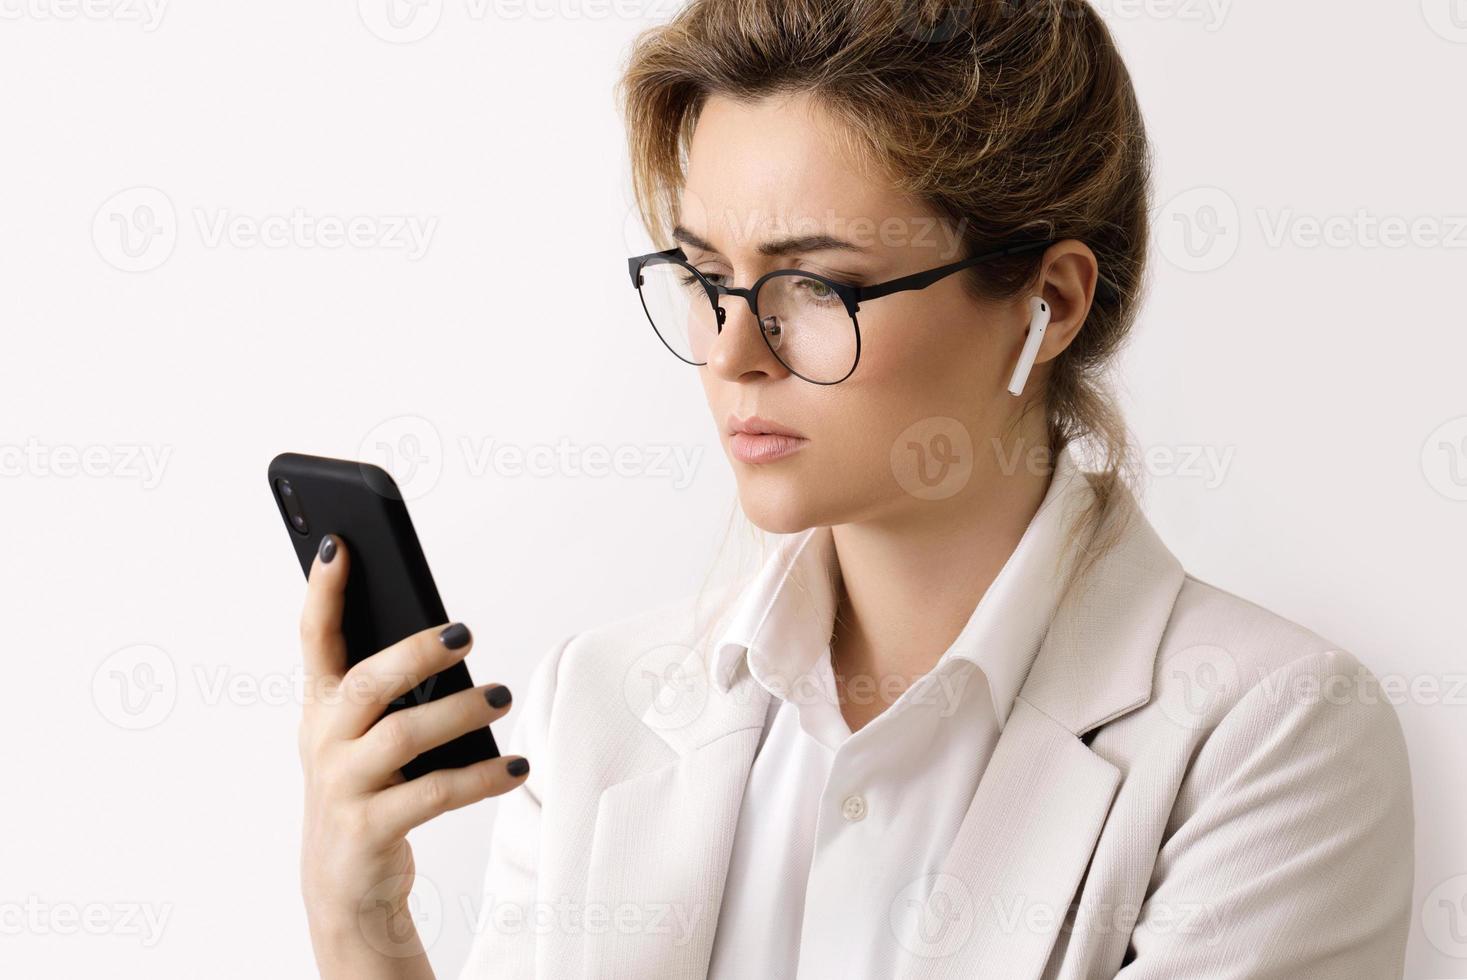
xmin=268 ymin=452 xmax=499 ymax=779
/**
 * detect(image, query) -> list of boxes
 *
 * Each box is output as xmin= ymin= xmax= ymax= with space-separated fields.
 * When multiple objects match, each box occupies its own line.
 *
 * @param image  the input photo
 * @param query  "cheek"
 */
xmin=799 ymin=301 xmax=1011 ymax=490
xmin=851 ymin=298 xmax=1005 ymax=415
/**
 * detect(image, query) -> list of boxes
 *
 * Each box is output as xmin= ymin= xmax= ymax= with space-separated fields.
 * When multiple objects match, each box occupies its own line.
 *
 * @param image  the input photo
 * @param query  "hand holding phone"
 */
xmin=270 ymin=451 xmax=501 ymax=779
xmin=270 ymin=453 xmax=531 ymax=973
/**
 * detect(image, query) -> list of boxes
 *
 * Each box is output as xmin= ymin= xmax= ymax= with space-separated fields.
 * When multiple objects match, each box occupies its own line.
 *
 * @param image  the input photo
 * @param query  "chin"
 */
xmin=734 ymin=479 xmax=825 ymax=535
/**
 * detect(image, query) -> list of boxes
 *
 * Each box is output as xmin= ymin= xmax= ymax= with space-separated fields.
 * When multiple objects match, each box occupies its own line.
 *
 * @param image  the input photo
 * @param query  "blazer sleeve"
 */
xmin=1115 ymin=648 xmax=1415 ymax=980
xmin=456 ymin=632 xmax=577 ymax=980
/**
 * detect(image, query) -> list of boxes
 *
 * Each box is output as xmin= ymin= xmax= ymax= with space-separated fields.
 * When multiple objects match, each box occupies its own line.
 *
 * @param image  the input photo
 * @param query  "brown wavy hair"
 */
xmin=616 ymin=0 xmax=1154 ymax=621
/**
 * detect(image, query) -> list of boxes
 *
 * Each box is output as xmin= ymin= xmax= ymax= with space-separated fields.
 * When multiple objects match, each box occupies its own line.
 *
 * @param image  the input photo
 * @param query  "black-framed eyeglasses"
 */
xmin=625 ymin=237 xmax=1054 ymax=385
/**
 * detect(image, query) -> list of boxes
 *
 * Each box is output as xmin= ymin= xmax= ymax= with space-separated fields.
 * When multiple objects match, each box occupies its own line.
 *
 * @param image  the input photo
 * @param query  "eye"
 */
xmin=799 ymin=265 xmax=863 ymax=289
xmin=678 ymin=268 xmax=727 ymax=288
xmin=791 ymin=275 xmax=849 ymax=305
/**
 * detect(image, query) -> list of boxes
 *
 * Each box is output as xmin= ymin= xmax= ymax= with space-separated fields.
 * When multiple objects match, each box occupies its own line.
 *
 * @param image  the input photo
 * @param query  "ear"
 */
xmin=1027 ymin=240 xmax=1099 ymax=367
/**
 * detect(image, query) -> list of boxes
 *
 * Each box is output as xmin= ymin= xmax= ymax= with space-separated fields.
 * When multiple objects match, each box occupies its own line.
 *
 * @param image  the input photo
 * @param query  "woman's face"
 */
xmin=680 ymin=92 xmax=1064 ymax=533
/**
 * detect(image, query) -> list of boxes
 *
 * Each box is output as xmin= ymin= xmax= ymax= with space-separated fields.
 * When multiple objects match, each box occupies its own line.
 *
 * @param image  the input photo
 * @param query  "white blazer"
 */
xmin=458 ymin=477 xmax=1414 ymax=980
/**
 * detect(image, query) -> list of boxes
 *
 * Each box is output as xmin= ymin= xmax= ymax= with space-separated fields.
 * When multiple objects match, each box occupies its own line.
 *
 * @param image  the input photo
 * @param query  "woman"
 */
xmin=297 ymin=1 xmax=1414 ymax=977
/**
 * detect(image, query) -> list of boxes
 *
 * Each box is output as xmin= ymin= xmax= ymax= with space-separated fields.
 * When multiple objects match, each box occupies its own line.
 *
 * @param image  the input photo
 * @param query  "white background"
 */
xmin=2 ymin=1 xmax=1464 ymax=977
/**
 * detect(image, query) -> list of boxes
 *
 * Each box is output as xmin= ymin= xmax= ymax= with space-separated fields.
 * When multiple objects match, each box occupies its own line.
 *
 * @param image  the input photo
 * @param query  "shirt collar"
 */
xmin=709 ymin=443 xmax=1093 ymax=729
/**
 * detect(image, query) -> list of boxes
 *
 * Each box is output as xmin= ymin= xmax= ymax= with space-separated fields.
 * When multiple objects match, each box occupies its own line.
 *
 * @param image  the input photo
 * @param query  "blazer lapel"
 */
xmin=576 ymin=481 xmax=1185 ymax=980
xmin=895 ymin=485 xmax=1186 ymax=980
xmin=579 ymin=641 xmax=772 ymax=979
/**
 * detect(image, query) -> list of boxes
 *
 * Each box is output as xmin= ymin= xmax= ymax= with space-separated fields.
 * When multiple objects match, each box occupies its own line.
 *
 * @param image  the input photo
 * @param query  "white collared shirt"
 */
xmin=704 ymin=446 xmax=1093 ymax=980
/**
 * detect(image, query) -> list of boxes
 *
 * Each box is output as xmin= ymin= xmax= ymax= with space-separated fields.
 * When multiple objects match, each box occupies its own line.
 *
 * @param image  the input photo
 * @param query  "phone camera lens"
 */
xmin=277 ymin=477 xmax=309 ymax=535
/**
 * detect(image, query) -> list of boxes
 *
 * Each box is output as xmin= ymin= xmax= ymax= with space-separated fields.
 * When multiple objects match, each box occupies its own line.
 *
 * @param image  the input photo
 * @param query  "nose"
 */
xmin=705 ymin=289 xmax=789 ymax=382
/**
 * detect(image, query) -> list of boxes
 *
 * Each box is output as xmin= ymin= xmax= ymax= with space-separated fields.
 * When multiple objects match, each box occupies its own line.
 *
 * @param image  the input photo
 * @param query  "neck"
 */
xmin=828 ymin=436 xmax=1056 ymax=730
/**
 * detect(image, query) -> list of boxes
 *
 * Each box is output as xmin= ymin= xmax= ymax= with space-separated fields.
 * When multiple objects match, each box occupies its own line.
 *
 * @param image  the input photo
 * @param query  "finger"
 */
xmin=355 ymin=683 xmax=513 ymax=780
xmin=368 ymin=755 xmax=530 ymax=840
xmin=300 ymin=533 xmax=350 ymax=684
xmin=331 ymin=621 xmax=474 ymax=738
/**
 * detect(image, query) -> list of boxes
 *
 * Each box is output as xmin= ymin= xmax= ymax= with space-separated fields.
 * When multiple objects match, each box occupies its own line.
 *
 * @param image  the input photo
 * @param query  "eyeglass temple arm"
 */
xmin=853 ymin=239 xmax=1054 ymax=304
xmin=628 ymin=246 xmax=686 ymax=288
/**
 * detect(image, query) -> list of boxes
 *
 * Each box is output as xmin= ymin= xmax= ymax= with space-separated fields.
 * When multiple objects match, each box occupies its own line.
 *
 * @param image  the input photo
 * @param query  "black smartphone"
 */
xmin=268 ymin=451 xmax=499 ymax=780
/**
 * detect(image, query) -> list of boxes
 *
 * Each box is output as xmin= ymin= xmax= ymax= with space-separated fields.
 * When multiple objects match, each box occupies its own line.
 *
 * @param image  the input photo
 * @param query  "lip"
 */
xmin=727 ymin=414 xmax=806 ymax=439
xmin=726 ymin=414 xmax=809 ymax=464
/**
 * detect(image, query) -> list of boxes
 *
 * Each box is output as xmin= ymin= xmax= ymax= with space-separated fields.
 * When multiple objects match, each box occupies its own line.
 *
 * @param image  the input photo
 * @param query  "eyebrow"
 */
xmin=671 ymin=223 xmax=868 ymax=258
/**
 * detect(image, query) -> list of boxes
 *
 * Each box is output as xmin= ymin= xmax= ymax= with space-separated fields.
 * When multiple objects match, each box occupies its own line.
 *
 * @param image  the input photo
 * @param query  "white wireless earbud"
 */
xmin=1006 ymin=296 xmax=1051 ymax=396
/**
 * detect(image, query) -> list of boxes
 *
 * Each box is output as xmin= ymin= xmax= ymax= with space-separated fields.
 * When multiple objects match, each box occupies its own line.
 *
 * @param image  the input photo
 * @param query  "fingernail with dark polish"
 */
xmin=506 ymin=757 xmax=529 ymax=777
xmin=440 ymin=622 xmax=471 ymax=649
xmin=485 ymin=684 xmax=512 ymax=709
xmin=318 ymin=535 xmax=337 ymax=564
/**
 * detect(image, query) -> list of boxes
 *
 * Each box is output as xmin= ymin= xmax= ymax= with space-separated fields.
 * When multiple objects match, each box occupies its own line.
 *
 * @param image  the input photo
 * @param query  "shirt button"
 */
xmin=841 ymin=793 xmax=867 ymax=822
